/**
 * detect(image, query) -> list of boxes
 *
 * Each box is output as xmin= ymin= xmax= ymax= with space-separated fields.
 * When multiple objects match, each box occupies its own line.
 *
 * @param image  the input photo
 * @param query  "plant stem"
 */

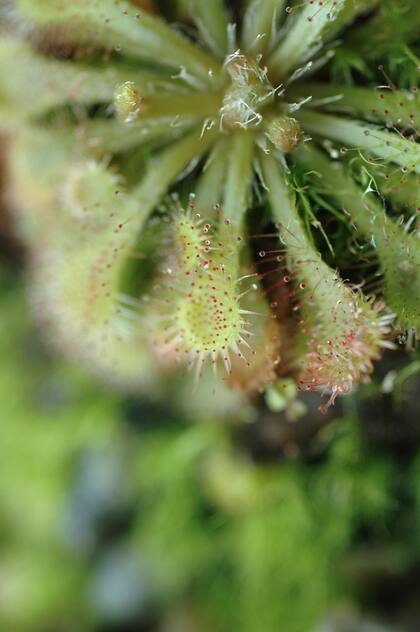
xmin=195 ymin=138 xmax=229 ymax=212
xmin=133 ymin=126 xmax=218 ymax=226
xmin=295 ymin=110 xmax=420 ymax=173
xmin=260 ymin=151 xmax=333 ymax=301
xmin=288 ymin=82 xmax=420 ymax=129
xmin=268 ymin=0 xmax=345 ymax=80
xmin=139 ymin=92 xmax=223 ymax=120
xmin=260 ymin=151 xmax=309 ymax=247
xmin=0 ymin=39 xmax=193 ymax=120
xmin=78 ymin=118 xmax=198 ymax=155
xmin=241 ymin=0 xmax=285 ymax=55
xmin=223 ymin=131 xmax=256 ymax=229
xmin=182 ymin=0 xmax=230 ymax=58
xmin=15 ymin=0 xmax=221 ymax=85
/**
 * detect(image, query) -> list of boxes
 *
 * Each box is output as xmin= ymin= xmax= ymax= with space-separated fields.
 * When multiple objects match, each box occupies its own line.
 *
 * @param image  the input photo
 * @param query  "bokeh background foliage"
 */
xmin=1 ymin=265 xmax=420 ymax=631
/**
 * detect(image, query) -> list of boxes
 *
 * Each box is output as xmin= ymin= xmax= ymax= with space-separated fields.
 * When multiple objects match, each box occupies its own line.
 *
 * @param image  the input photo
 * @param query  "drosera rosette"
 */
xmin=261 ymin=152 xmax=393 ymax=410
xmin=1 ymin=0 xmax=419 ymax=405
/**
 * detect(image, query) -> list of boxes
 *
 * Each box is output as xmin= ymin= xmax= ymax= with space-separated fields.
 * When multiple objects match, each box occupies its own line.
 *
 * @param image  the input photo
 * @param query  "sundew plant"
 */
xmin=1 ymin=0 xmax=419 ymax=409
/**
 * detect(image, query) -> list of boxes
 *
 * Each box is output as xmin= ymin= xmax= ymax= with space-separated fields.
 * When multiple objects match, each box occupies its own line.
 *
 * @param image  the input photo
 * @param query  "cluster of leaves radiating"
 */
xmin=2 ymin=268 xmax=420 ymax=632
xmin=0 ymin=0 xmax=419 ymax=407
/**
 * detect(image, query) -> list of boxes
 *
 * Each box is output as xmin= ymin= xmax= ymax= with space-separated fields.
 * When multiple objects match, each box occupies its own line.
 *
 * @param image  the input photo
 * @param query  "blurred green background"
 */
xmin=1 ymin=217 xmax=420 ymax=632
